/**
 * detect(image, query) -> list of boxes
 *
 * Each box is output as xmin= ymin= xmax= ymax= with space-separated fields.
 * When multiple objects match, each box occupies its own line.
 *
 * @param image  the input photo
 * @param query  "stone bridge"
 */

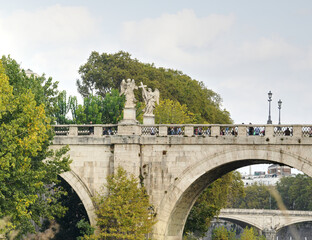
xmin=52 ymin=123 xmax=312 ymax=240
xmin=218 ymin=208 xmax=312 ymax=239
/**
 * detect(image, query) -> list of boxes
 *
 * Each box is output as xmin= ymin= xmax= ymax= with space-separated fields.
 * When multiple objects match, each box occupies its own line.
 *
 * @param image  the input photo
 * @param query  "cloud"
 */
xmin=0 ymin=4 xmax=100 ymax=96
xmin=121 ymin=10 xmax=303 ymax=72
xmin=291 ymin=45 xmax=312 ymax=70
xmin=0 ymin=4 xmax=97 ymax=49
xmin=122 ymin=9 xmax=235 ymax=62
xmin=239 ymin=36 xmax=300 ymax=62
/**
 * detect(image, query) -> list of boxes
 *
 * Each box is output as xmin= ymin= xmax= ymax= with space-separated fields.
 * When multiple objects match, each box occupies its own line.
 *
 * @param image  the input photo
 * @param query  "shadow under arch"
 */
xmin=156 ymin=148 xmax=312 ymax=239
xmin=216 ymin=217 xmax=261 ymax=232
xmin=60 ymin=170 xmax=96 ymax=226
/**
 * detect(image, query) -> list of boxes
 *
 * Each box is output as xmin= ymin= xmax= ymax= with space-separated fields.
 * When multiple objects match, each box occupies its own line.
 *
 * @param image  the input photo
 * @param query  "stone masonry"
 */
xmin=52 ymin=124 xmax=312 ymax=239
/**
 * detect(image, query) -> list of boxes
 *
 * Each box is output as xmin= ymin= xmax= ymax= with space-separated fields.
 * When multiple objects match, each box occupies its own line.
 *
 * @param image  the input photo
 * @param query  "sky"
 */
xmin=1 ymin=0 xmax=311 ymax=174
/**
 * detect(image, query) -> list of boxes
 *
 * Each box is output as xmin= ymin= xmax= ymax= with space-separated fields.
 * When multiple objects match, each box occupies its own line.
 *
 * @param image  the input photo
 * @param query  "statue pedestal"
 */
xmin=120 ymin=107 xmax=138 ymax=124
xmin=118 ymin=107 xmax=141 ymax=135
xmin=143 ymin=114 xmax=155 ymax=125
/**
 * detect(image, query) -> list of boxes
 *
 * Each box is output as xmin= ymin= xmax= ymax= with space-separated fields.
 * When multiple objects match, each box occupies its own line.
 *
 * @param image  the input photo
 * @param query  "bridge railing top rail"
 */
xmin=220 ymin=208 xmax=312 ymax=216
xmin=52 ymin=124 xmax=312 ymax=138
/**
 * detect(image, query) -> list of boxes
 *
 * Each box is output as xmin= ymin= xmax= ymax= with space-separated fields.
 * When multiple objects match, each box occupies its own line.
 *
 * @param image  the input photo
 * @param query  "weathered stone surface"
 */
xmin=52 ymin=124 xmax=312 ymax=240
xmin=218 ymin=209 xmax=312 ymax=240
xmin=143 ymin=115 xmax=155 ymax=125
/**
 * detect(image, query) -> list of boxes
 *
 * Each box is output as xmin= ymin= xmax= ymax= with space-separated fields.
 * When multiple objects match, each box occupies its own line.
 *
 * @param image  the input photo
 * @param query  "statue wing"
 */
xmin=120 ymin=79 xmax=126 ymax=95
xmin=131 ymin=79 xmax=138 ymax=89
xmin=155 ymin=89 xmax=160 ymax=105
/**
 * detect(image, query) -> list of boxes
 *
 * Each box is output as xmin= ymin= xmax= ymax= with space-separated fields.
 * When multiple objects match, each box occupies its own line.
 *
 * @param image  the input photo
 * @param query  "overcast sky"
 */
xmin=1 ymin=1 xmax=311 ymax=173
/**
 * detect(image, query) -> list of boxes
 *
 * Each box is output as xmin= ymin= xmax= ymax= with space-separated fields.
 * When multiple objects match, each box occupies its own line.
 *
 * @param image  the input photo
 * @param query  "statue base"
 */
xmin=120 ymin=107 xmax=138 ymax=124
xmin=118 ymin=107 xmax=140 ymax=135
xmin=143 ymin=114 xmax=155 ymax=125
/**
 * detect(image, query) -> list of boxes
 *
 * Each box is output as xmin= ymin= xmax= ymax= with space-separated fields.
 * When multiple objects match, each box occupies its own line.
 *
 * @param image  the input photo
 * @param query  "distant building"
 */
xmin=268 ymin=164 xmax=291 ymax=176
xmin=25 ymin=69 xmax=39 ymax=78
xmin=242 ymin=174 xmax=281 ymax=186
xmin=242 ymin=164 xmax=293 ymax=186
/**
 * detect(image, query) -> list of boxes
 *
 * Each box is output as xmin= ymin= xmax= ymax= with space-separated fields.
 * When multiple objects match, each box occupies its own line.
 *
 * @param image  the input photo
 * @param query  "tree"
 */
xmin=77 ymin=51 xmax=232 ymax=124
xmin=0 ymin=59 xmax=71 ymax=237
xmin=87 ymin=167 xmax=156 ymax=240
xmin=55 ymin=90 xmax=76 ymax=124
xmin=1 ymin=55 xmax=59 ymax=119
xmin=71 ymin=89 xmax=125 ymax=124
xmin=228 ymin=183 xmax=277 ymax=210
xmin=100 ymin=89 xmax=125 ymax=124
xmin=277 ymin=174 xmax=312 ymax=210
xmin=75 ymin=95 xmax=103 ymax=124
xmin=212 ymin=226 xmax=236 ymax=240
xmin=184 ymin=172 xmax=245 ymax=237
xmin=227 ymin=174 xmax=312 ymax=211
xmin=155 ymin=99 xmax=198 ymax=124
xmin=240 ymin=227 xmax=265 ymax=240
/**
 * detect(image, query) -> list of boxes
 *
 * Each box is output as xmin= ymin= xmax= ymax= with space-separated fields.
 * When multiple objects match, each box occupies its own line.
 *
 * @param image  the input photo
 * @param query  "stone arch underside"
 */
xmin=217 ymin=217 xmax=262 ymax=232
xmin=155 ymin=147 xmax=312 ymax=240
xmin=277 ymin=219 xmax=312 ymax=232
xmin=60 ymin=171 xmax=96 ymax=226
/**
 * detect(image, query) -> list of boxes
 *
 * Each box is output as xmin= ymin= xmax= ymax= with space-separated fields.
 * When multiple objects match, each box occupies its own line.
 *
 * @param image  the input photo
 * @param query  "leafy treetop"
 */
xmin=77 ymin=51 xmax=231 ymax=124
xmin=0 ymin=58 xmax=71 ymax=237
xmin=86 ymin=166 xmax=156 ymax=240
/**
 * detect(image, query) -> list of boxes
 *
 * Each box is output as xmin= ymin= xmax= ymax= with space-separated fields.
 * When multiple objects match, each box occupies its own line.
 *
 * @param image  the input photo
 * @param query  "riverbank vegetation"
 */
xmin=228 ymin=174 xmax=312 ymax=211
xmin=0 ymin=57 xmax=71 ymax=238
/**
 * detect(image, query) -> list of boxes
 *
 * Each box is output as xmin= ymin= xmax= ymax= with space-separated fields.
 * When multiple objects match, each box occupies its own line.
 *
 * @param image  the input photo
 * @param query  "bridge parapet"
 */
xmin=219 ymin=208 xmax=312 ymax=240
xmin=53 ymin=124 xmax=312 ymax=138
xmin=220 ymin=208 xmax=312 ymax=217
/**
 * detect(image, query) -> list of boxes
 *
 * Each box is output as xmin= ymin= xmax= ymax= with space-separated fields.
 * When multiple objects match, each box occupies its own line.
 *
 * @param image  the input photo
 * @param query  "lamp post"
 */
xmin=267 ymin=91 xmax=273 ymax=124
xmin=278 ymin=99 xmax=282 ymax=125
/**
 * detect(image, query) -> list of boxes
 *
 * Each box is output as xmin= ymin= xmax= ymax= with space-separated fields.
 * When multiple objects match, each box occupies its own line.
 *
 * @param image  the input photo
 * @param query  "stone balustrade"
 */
xmin=53 ymin=124 xmax=312 ymax=138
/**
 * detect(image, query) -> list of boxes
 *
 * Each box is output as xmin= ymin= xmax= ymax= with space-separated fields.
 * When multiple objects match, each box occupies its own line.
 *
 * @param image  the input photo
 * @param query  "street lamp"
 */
xmin=278 ymin=99 xmax=282 ymax=125
xmin=267 ymin=91 xmax=273 ymax=124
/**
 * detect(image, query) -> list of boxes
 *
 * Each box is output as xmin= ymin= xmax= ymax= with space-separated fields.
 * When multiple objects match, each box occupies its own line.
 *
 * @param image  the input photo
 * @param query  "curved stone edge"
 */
xmin=60 ymin=171 xmax=96 ymax=226
xmin=154 ymin=148 xmax=312 ymax=239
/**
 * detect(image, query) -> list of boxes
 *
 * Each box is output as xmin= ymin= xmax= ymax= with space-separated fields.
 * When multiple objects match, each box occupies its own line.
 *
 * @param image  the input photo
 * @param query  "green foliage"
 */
xmin=184 ymin=172 xmax=245 ymax=237
xmin=55 ymin=90 xmax=75 ymax=124
xmin=0 ymin=59 xmax=71 ymax=237
xmin=240 ymin=227 xmax=265 ymax=240
xmin=212 ymin=226 xmax=236 ymax=240
xmin=227 ymin=175 xmax=312 ymax=211
xmin=77 ymin=51 xmax=232 ymax=124
xmin=211 ymin=226 xmax=265 ymax=240
xmin=155 ymin=99 xmax=198 ymax=124
xmin=87 ymin=167 xmax=156 ymax=240
xmin=228 ymin=183 xmax=277 ymax=210
xmin=276 ymin=174 xmax=312 ymax=210
xmin=76 ymin=219 xmax=94 ymax=240
xmin=101 ymin=89 xmax=125 ymax=124
xmin=75 ymin=95 xmax=103 ymax=124
xmin=72 ymin=89 xmax=125 ymax=124
xmin=1 ymin=55 xmax=59 ymax=119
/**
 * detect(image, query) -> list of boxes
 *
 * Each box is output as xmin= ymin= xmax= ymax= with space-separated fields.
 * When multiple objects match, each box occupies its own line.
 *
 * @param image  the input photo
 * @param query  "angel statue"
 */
xmin=120 ymin=79 xmax=138 ymax=108
xmin=140 ymin=82 xmax=160 ymax=115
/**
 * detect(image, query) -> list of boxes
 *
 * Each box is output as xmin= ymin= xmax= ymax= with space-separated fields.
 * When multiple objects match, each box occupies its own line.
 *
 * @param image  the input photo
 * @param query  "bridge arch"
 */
xmin=277 ymin=219 xmax=312 ymax=232
xmin=60 ymin=170 xmax=96 ymax=226
xmin=155 ymin=147 xmax=312 ymax=240
xmin=216 ymin=217 xmax=261 ymax=232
